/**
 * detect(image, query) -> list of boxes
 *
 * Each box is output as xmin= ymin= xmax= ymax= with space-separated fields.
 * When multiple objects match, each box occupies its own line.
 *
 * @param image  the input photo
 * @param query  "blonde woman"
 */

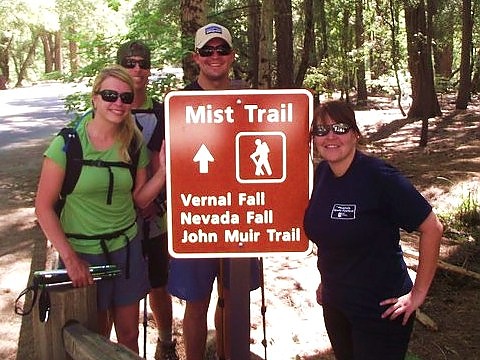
xmin=35 ymin=64 xmax=166 ymax=353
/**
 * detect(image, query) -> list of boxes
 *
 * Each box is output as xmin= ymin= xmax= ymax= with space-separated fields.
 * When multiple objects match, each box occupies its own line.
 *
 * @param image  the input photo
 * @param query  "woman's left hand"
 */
xmin=379 ymin=291 xmax=425 ymax=325
xmin=139 ymin=202 xmax=157 ymax=219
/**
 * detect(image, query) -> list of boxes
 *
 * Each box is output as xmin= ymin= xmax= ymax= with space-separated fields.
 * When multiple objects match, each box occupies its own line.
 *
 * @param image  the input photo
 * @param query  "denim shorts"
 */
xmin=168 ymin=257 xmax=261 ymax=301
xmin=77 ymin=232 xmax=150 ymax=310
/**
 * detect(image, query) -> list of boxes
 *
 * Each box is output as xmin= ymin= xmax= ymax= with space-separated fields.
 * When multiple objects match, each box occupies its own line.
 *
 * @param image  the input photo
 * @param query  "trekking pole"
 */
xmin=259 ymin=258 xmax=267 ymax=360
xmin=217 ymin=259 xmax=226 ymax=360
xmin=142 ymin=291 xmax=148 ymax=358
xmin=142 ymin=222 xmax=150 ymax=359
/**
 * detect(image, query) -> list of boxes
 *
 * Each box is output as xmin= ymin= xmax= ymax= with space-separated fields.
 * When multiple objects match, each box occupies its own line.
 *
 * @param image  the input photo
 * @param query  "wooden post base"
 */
xmin=32 ymin=285 xmax=97 ymax=360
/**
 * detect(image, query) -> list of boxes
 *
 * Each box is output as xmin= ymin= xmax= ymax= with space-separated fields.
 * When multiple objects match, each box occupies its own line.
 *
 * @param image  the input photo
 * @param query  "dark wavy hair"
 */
xmin=312 ymin=100 xmax=363 ymax=142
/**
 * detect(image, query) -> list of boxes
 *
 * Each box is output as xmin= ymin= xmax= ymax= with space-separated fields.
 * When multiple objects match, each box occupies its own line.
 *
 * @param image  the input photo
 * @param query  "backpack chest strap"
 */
xmin=81 ymin=159 xmax=133 ymax=205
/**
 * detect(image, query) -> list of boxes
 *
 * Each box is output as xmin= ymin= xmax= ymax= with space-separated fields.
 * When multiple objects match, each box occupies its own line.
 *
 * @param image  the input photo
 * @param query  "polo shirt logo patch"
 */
xmin=331 ymin=204 xmax=356 ymax=220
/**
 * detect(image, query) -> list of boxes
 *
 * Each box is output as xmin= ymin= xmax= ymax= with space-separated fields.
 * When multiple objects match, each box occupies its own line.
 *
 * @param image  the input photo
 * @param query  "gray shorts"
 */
xmin=77 ymin=232 xmax=150 ymax=310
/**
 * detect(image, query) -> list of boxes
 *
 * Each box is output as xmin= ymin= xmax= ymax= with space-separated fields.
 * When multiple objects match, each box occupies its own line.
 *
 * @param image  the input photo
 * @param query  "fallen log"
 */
xmin=403 ymin=250 xmax=480 ymax=281
xmin=415 ymin=308 xmax=438 ymax=331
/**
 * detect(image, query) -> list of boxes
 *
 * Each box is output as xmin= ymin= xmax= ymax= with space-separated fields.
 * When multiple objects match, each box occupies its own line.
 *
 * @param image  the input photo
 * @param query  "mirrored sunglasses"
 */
xmin=312 ymin=123 xmax=352 ymax=137
xmin=96 ymin=90 xmax=134 ymax=105
xmin=121 ymin=58 xmax=150 ymax=69
xmin=196 ymin=45 xmax=233 ymax=57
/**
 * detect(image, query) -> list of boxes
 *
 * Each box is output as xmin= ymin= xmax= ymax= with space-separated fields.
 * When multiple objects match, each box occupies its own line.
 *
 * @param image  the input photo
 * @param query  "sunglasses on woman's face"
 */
xmin=196 ymin=45 xmax=233 ymax=57
xmin=96 ymin=89 xmax=134 ymax=104
xmin=121 ymin=58 xmax=150 ymax=69
xmin=312 ymin=123 xmax=352 ymax=137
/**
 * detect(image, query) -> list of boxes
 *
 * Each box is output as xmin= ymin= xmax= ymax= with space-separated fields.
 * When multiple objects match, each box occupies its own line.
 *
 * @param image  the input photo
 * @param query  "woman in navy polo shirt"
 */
xmin=304 ymin=100 xmax=443 ymax=359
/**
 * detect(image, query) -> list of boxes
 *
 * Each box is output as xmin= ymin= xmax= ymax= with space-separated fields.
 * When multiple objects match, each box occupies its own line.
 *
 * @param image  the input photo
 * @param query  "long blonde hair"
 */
xmin=91 ymin=64 xmax=142 ymax=163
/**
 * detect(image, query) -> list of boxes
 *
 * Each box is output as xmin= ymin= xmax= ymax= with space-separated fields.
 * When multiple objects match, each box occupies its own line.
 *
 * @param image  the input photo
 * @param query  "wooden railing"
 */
xmin=63 ymin=321 xmax=141 ymax=360
xmin=32 ymin=286 xmax=140 ymax=360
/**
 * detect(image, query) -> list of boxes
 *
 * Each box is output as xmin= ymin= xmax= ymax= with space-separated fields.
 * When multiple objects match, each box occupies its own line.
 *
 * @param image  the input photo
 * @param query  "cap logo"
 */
xmin=205 ymin=25 xmax=223 ymax=35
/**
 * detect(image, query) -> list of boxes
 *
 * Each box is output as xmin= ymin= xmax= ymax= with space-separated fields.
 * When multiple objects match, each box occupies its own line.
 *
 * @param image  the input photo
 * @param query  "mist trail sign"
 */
xmin=165 ymin=89 xmax=313 ymax=258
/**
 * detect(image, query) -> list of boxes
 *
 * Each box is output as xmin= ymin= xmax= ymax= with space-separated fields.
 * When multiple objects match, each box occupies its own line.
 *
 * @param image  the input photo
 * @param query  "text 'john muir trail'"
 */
xmin=177 ymin=191 xmax=301 ymax=244
xmin=181 ymin=227 xmax=301 ymax=244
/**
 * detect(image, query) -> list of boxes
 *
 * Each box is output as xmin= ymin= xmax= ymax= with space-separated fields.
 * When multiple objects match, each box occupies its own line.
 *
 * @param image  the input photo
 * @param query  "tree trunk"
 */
xmin=340 ymin=8 xmax=352 ymax=102
xmin=431 ymin=0 xmax=454 ymax=79
xmin=274 ymin=0 xmax=294 ymax=88
xmin=180 ymin=0 xmax=206 ymax=84
xmin=69 ymin=28 xmax=79 ymax=74
xmin=54 ymin=31 xmax=62 ymax=73
xmin=316 ymin=0 xmax=328 ymax=62
xmin=15 ymin=35 xmax=39 ymax=87
xmin=295 ymin=0 xmax=315 ymax=87
xmin=355 ymin=0 xmax=367 ymax=105
xmin=434 ymin=41 xmax=453 ymax=78
xmin=247 ymin=0 xmax=261 ymax=87
xmin=471 ymin=49 xmax=480 ymax=93
xmin=389 ymin=0 xmax=406 ymax=116
xmin=0 ymin=35 xmax=12 ymax=83
xmin=258 ymin=0 xmax=274 ymax=89
xmin=41 ymin=33 xmax=54 ymax=73
xmin=455 ymin=0 xmax=473 ymax=109
xmin=404 ymin=0 xmax=441 ymax=146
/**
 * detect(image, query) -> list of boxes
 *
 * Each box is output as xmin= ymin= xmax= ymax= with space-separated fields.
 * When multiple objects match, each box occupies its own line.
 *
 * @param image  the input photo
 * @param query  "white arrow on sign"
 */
xmin=193 ymin=144 xmax=214 ymax=173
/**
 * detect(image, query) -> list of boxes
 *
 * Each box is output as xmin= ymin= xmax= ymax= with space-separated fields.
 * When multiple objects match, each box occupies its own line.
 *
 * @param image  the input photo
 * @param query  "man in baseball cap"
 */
xmin=195 ymin=23 xmax=232 ymax=49
xmin=117 ymin=40 xmax=179 ymax=360
xmin=117 ymin=40 xmax=152 ymax=68
xmin=168 ymin=22 xmax=260 ymax=360
xmin=184 ymin=23 xmax=235 ymax=90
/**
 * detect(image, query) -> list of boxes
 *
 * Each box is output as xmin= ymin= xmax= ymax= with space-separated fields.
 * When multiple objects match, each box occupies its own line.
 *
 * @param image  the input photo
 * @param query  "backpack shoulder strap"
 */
xmin=127 ymin=135 xmax=140 ymax=186
xmin=54 ymin=128 xmax=82 ymax=215
xmin=58 ymin=128 xmax=83 ymax=197
xmin=152 ymin=99 xmax=164 ymax=118
xmin=151 ymin=99 xmax=166 ymax=146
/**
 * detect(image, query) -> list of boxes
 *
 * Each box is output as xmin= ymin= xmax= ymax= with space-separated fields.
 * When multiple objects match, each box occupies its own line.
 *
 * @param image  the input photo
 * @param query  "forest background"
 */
xmin=1 ymin=0 xmax=480 ymax=125
xmin=1 ymin=0 xmax=480 ymax=359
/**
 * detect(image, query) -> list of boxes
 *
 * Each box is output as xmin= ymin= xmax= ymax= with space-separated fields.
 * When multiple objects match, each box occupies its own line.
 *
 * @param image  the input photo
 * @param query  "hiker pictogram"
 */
xmin=250 ymin=139 xmax=272 ymax=176
xmin=235 ymin=131 xmax=286 ymax=184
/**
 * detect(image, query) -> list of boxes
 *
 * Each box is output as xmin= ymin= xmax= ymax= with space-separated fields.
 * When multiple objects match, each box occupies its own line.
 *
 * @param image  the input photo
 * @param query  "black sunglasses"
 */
xmin=121 ymin=58 xmax=151 ymax=70
xmin=312 ymin=123 xmax=352 ymax=137
xmin=196 ymin=45 xmax=233 ymax=57
xmin=96 ymin=90 xmax=134 ymax=105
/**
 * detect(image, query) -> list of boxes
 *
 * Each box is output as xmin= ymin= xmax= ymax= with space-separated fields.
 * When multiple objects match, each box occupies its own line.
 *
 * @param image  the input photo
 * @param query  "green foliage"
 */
xmin=367 ymin=0 xmax=406 ymax=78
xmin=303 ymin=62 xmax=339 ymax=95
xmin=438 ymin=179 xmax=480 ymax=241
xmin=106 ymin=0 xmax=121 ymax=11
xmin=434 ymin=75 xmax=454 ymax=93
xmin=456 ymin=190 xmax=480 ymax=227
xmin=0 ymin=0 xmax=138 ymax=85
xmin=367 ymin=71 xmax=411 ymax=96
xmin=2 ymin=0 xmax=479 ymax=101
xmin=127 ymin=0 xmax=184 ymax=68
xmin=405 ymin=353 xmax=423 ymax=360
xmin=148 ymin=74 xmax=184 ymax=102
xmin=42 ymin=71 xmax=63 ymax=81
xmin=63 ymin=90 xmax=92 ymax=126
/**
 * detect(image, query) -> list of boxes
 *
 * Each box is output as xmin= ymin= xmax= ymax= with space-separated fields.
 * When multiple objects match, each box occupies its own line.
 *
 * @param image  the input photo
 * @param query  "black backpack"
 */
xmin=54 ymin=127 xmax=140 ymax=215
